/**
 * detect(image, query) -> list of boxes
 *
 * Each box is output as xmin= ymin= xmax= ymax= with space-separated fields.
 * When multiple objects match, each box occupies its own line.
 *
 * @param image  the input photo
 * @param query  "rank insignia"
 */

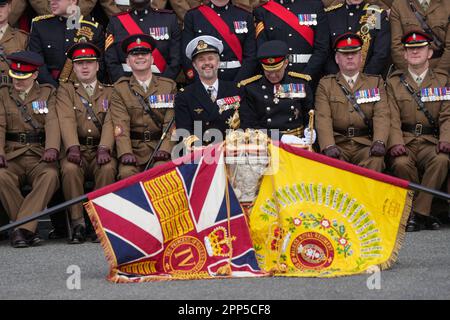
xmin=216 ymin=96 xmax=241 ymax=114
xmin=420 ymin=87 xmax=450 ymax=102
xmin=76 ymin=26 xmax=94 ymax=41
xmin=194 ymin=108 xmax=204 ymax=114
xmin=355 ymin=88 xmax=380 ymax=104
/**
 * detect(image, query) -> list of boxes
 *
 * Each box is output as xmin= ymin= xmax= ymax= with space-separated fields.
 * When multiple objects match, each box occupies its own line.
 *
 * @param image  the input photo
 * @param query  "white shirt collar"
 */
xmin=202 ymin=79 xmax=219 ymax=93
xmin=408 ymin=68 xmax=428 ymax=84
xmin=0 ymin=24 xmax=8 ymax=35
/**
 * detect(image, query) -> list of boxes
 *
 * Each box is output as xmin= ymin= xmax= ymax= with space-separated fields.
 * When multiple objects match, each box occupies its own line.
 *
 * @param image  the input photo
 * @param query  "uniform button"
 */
xmin=267 ymin=118 xmax=272 ymax=123
xmin=289 ymin=33 xmax=292 ymax=37
xmin=289 ymin=48 xmax=293 ymax=51
xmin=349 ymin=12 xmax=354 ymax=16
xmin=287 ymin=7 xmax=290 ymax=10
xmin=206 ymin=122 xmax=210 ymax=126
xmin=220 ymin=69 xmax=224 ymax=72
xmin=47 ymin=45 xmax=51 ymax=48
xmin=333 ymin=32 xmax=336 ymax=36
xmin=139 ymin=19 xmax=143 ymax=22
xmin=266 ymin=107 xmax=271 ymax=111
xmin=88 ymin=116 xmax=92 ymax=120
xmin=145 ymin=10 xmax=148 ymax=14
xmin=89 ymin=103 xmax=93 ymax=107
xmin=264 ymin=95 xmax=268 ymax=99
xmin=73 ymin=107 xmax=76 ymax=109
xmin=269 ymin=27 xmax=274 ymax=31
xmin=291 ymin=106 xmax=294 ymax=110
xmin=356 ymin=5 xmax=360 ymax=9
xmin=88 ymin=129 xmax=92 ymax=133
xmin=289 ymin=118 xmax=292 ymax=122
xmin=218 ymin=13 xmax=220 ymax=16
xmin=262 ymin=85 xmax=266 ymax=89
xmin=198 ymin=30 xmax=202 ymax=33
xmin=221 ymin=54 xmax=224 ymax=57
xmin=66 ymin=39 xmax=69 ymax=42
xmin=348 ymin=27 xmax=352 ymax=30
xmin=289 ymin=63 xmax=293 ymax=66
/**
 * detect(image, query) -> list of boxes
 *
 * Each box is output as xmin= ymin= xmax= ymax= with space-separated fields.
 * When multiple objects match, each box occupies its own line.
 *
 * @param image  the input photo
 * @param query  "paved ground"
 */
xmin=1 ymin=223 xmax=449 ymax=301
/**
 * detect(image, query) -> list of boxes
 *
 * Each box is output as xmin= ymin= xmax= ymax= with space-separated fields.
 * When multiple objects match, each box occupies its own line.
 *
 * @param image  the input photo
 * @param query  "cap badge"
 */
xmin=136 ymin=38 xmax=141 ymax=44
xmin=347 ymin=37 xmax=351 ymax=44
xmin=412 ymin=33 xmax=416 ymax=40
xmin=268 ymin=58 xmax=275 ymax=63
xmin=197 ymin=40 xmax=207 ymax=50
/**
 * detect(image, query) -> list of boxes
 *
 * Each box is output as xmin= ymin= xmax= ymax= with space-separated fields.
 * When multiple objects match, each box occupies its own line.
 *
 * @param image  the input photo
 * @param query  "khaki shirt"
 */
xmin=390 ymin=0 xmax=450 ymax=71
xmin=110 ymin=75 xmax=176 ymax=165
xmin=387 ymin=68 xmax=450 ymax=147
xmin=56 ymin=80 xmax=115 ymax=153
xmin=0 ymin=83 xmax=60 ymax=160
xmin=315 ymin=72 xmax=390 ymax=151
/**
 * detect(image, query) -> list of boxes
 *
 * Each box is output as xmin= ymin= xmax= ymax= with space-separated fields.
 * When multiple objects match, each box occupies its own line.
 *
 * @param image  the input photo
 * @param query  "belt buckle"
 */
xmin=415 ymin=123 xmax=423 ymax=136
xmin=86 ymin=136 xmax=94 ymax=146
xmin=19 ymin=133 xmax=27 ymax=144
xmin=347 ymin=127 xmax=355 ymax=138
xmin=143 ymin=130 xmax=151 ymax=142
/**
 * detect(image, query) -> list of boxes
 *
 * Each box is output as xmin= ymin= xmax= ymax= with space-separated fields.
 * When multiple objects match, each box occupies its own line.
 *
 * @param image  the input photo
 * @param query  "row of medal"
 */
xmin=31 ymin=101 xmax=48 ymax=114
xmin=420 ymin=87 xmax=450 ymax=102
xmin=148 ymin=94 xmax=175 ymax=108
xmin=149 ymin=27 xmax=170 ymax=40
xmin=355 ymin=88 xmax=380 ymax=104
xmin=233 ymin=21 xmax=248 ymax=34
xmin=274 ymin=83 xmax=306 ymax=99
xmin=298 ymin=14 xmax=317 ymax=26
xmin=217 ymin=95 xmax=241 ymax=114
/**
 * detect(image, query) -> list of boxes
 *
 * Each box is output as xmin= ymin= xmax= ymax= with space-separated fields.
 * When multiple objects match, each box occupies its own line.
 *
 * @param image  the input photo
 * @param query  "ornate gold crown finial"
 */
xmin=204 ymin=226 xmax=236 ymax=257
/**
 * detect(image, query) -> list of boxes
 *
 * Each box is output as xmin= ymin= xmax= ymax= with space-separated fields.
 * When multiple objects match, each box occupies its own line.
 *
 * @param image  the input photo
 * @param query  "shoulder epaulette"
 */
xmin=187 ymin=4 xmax=202 ymax=12
xmin=40 ymin=83 xmax=56 ymax=90
xmin=363 ymin=3 xmax=384 ymax=13
xmin=115 ymin=76 xmax=131 ymax=85
xmin=80 ymin=16 xmax=99 ymax=28
xmin=32 ymin=14 xmax=55 ymax=23
xmin=323 ymin=74 xmax=337 ymax=79
xmin=433 ymin=68 xmax=450 ymax=78
xmin=238 ymin=75 xmax=263 ymax=88
xmin=113 ymin=11 xmax=130 ymax=17
xmin=234 ymin=3 xmax=252 ymax=13
xmin=254 ymin=1 xmax=269 ymax=10
xmin=153 ymin=8 xmax=174 ymax=14
xmin=101 ymin=83 xmax=114 ymax=87
xmin=155 ymin=75 xmax=176 ymax=84
xmin=324 ymin=3 xmax=344 ymax=12
xmin=288 ymin=72 xmax=312 ymax=82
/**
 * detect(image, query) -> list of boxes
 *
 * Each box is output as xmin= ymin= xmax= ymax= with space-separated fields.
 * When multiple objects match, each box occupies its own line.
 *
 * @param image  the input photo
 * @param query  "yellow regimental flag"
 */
xmin=249 ymin=142 xmax=412 ymax=277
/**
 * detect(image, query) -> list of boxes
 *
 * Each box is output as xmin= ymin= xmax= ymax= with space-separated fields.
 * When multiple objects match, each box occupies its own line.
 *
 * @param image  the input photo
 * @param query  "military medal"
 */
xmin=355 ymin=88 xmax=380 ymax=104
xmin=164 ymin=27 xmax=170 ymax=40
xmin=298 ymin=14 xmax=317 ymax=26
xmin=216 ymin=96 xmax=241 ymax=114
xmin=234 ymin=21 xmax=248 ymax=34
xmin=149 ymin=94 xmax=175 ymax=108
xmin=32 ymin=101 xmax=40 ymax=114
xmin=274 ymin=83 xmax=306 ymax=99
xmin=101 ymin=99 xmax=109 ymax=111
xmin=421 ymin=87 xmax=450 ymax=102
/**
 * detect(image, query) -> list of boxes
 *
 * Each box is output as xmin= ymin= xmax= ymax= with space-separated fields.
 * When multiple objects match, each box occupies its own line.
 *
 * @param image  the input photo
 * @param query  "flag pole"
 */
xmin=0 ymin=195 xmax=88 ymax=233
xmin=408 ymin=182 xmax=450 ymax=201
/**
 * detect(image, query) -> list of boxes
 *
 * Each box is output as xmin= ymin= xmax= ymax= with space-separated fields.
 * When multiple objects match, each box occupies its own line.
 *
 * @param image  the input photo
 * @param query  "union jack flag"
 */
xmin=86 ymin=144 xmax=264 ymax=282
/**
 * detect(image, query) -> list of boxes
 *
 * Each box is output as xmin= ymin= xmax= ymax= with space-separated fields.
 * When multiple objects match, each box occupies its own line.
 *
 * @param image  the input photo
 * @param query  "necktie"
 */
xmin=86 ymin=85 xmax=94 ymax=97
xmin=207 ymin=86 xmax=216 ymax=102
xmin=19 ymin=91 xmax=27 ymax=101
xmin=348 ymin=79 xmax=354 ymax=88
xmin=416 ymin=76 xmax=423 ymax=85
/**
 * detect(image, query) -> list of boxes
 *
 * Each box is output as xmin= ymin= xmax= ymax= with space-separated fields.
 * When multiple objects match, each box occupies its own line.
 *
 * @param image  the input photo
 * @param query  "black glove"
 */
xmin=67 ymin=145 xmax=81 ymax=165
xmin=121 ymin=153 xmax=137 ymax=165
xmin=0 ymin=155 xmax=7 ymax=168
xmin=41 ymin=148 xmax=59 ymax=162
xmin=153 ymin=150 xmax=171 ymax=162
xmin=389 ymin=144 xmax=407 ymax=157
xmin=96 ymin=147 xmax=111 ymax=165
xmin=370 ymin=141 xmax=386 ymax=157
xmin=323 ymin=145 xmax=341 ymax=159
